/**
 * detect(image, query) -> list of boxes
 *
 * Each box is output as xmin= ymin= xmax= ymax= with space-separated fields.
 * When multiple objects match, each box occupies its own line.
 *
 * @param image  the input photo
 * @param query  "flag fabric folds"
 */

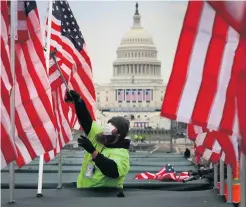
xmin=187 ymin=124 xmax=239 ymax=175
xmin=45 ymin=0 xmax=96 ymax=120
xmin=0 ymin=0 xmax=17 ymax=169
xmin=160 ymin=1 xmax=246 ymax=153
xmin=44 ymin=0 xmax=96 ymax=162
xmin=1 ymin=0 xmax=57 ymax=169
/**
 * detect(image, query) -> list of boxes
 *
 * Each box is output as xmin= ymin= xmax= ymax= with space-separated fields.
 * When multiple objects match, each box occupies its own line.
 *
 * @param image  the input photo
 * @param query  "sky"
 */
xmin=37 ymin=1 xmax=188 ymax=84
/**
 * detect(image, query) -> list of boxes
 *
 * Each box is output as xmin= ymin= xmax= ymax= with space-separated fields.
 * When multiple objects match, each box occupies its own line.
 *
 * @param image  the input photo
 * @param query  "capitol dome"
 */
xmin=111 ymin=3 xmax=163 ymax=84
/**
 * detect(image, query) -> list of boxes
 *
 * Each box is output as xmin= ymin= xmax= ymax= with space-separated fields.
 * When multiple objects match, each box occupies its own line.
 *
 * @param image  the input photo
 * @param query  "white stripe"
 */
xmin=1 ymin=14 xmax=8 ymax=42
xmin=1 ymin=59 xmax=12 ymax=92
xmin=212 ymin=140 xmax=221 ymax=154
xmin=195 ymin=133 xmax=207 ymax=146
xmin=26 ymin=39 xmax=50 ymax=91
xmin=15 ymin=137 xmax=32 ymax=165
xmin=73 ymin=72 xmax=96 ymax=111
xmin=202 ymin=149 xmax=213 ymax=161
xmin=177 ymin=3 xmax=216 ymax=123
xmin=16 ymin=46 xmax=56 ymax=148
xmin=57 ymin=85 xmax=72 ymax=144
xmin=50 ymin=28 xmax=93 ymax=79
xmin=49 ymin=70 xmax=61 ymax=84
xmin=1 ymin=150 xmax=7 ymax=169
xmin=28 ymin=10 xmax=43 ymax=43
xmin=53 ymin=91 xmax=65 ymax=147
xmin=15 ymin=81 xmax=46 ymax=156
xmin=207 ymin=27 xmax=239 ymax=130
xmin=17 ymin=20 xmax=28 ymax=30
xmin=221 ymin=152 xmax=226 ymax=161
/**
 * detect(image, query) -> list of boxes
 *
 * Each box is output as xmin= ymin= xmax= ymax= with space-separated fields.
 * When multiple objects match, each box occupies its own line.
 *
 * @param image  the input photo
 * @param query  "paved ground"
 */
xmin=1 ymin=189 xmax=231 ymax=207
xmin=1 ymin=150 xmax=229 ymax=207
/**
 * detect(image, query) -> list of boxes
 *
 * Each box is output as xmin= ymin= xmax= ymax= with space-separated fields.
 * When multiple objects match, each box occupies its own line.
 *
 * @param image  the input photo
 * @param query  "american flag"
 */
xmin=16 ymin=1 xmax=29 ymax=43
xmin=132 ymin=89 xmax=137 ymax=102
xmin=1 ymin=0 xmax=57 ymax=168
xmin=134 ymin=166 xmax=189 ymax=182
xmin=187 ymin=124 xmax=239 ymax=175
xmin=117 ymin=89 xmax=124 ymax=102
xmin=1 ymin=0 xmax=17 ymax=169
xmin=44 ymin=0 xmax=96 ymax=162
xmin=160 ymin=1 xmax=246 ymax=153
xmin=137 ymin=89 xmax=143 ymax=102
xmin=45 ymin=0 xmax=96 ymax=120
xmin=126 ymin=89 xmax=131 ymax=102
xmin=145 ymin=89 xmax=151 ymax=102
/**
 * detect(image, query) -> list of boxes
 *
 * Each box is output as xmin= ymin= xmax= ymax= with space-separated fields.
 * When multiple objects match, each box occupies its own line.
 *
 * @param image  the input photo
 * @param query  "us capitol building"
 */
xmin=95 ymin=3 xmax=171 ymax=131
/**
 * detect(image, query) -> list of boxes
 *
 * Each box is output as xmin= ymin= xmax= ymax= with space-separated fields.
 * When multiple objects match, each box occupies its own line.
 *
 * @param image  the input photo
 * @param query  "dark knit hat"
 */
xmin=108 ymin=116 xmax=130 ymax=139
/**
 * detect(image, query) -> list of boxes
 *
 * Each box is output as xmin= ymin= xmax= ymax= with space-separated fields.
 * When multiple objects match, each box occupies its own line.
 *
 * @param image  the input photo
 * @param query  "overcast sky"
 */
xmin=37 ymin=1 xmax=188 ymax=84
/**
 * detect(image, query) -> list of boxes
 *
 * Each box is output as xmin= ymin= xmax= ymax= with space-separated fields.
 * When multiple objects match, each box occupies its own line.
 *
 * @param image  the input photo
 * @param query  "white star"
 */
xmin=63 ymin=29 xmax=66 ymax=32
xmin=68 ymin=29 xmax=71 ymax=32
xmin=73 ymin=28 xmax=77 ymax=32
xmin=72 ymin=22 xmax=75 ymax=25
xmin=64 ymin=15 xmax=67 ymax=19
xmin=66 ymin=22 xmax=69 ymax=25
xmin=68 ymin=8 xmax=70 ymax=11
xmin=26 ymin=2 xmax=30 ymax=6
xmin=70 ymin=14 xmax=73 ymax=18
xmin=78 ymin=42 xmax=81 ymax=46
xmin=60 ymin=1 xmax=63 ymax=4
xmin=56 ymin=6 xmax=59 ymax=10
xmin=62 ymin=8 xmax=65 ymax=11
xmin=66 ymin=1 xmax=68 ymax=4
xmin=75 ymin=35 xmax=78 ymax=38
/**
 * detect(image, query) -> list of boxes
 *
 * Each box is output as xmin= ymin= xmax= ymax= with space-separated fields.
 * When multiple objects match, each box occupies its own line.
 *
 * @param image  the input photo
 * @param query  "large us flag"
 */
xmin=160 ymin=1 xmax=244 ymax=143
xmin=117 ymin=89 xmax=124 ymax=102
xmin=132 ymin=89 xmax=137 ymax=102
xmin=126 ymin=89 xmax=131 ymax=102
xmin=138 ymin=89 xmax=143 ymax=102
xmin=45 ymin=0 xmax=96 ymax=120
xmin=145 ymin=89 xmax=151 ymax=102
xmin=1 ymin=0 xmax=57 ymax=168
xmin=44 ymin=0 xmax=97 ymax=162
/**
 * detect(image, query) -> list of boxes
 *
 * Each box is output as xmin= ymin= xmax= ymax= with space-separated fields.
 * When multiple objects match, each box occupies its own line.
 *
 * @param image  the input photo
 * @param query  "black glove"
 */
xmin=65 ymin=90 xmax=81 ymax=103
xmin=78 ymin=135 xmax=96 ymax=154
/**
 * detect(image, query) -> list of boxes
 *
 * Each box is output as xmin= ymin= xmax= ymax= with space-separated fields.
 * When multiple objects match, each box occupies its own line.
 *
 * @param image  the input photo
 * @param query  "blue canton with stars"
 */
xmin=52 ymin=0 xmax=85 ymax=52
xmin=22 ymin=1 xmax=37 ymax=15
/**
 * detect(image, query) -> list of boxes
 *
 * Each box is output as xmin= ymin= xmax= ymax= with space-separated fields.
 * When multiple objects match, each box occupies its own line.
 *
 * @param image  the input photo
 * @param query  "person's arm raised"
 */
xmin=65 ymin=90 xmax=92 ymax=135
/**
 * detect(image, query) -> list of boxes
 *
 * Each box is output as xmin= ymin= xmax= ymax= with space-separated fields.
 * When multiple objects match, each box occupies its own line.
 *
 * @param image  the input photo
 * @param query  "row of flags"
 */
xmin=0 ymin=0 xmax=96 ymax=169
xmin=160 ymin=0 xmax=246 ymax=169
xmin=117 ymin=89 xmax=152 ymax=102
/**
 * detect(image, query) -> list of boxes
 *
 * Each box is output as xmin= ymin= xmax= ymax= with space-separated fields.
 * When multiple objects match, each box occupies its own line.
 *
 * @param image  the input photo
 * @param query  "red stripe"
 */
xmin=236 ymin=38 xmax=246 ymax=154
xmin=219 ymin=40 xmax=243 ymax=135
xmin=161 ymin=1 xmax=204 ymax=120
xmin=191 ymin=14 xmax=229 ymax=127
xmin=15 ymin=49 xmax=53 ymax=152
xmin=50 ymin=33 xmax=95 ymax=99
xmin=27 ymin=10 xmax=47 ymax=72
xmin=1 ymin=124 xmax=16 ymax=164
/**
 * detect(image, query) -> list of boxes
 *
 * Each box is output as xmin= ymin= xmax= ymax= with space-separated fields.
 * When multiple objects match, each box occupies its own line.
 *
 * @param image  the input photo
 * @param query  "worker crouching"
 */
xmin=65 ymin=90 xmax=130 ymax=189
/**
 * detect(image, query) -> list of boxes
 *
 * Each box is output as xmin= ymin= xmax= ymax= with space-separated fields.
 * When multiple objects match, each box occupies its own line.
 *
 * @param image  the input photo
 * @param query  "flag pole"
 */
xmin=219 ymin=159 xmax=225 ymax=196
xmin=8 ymin=1 xmax=17 ymax=203
xmin=37 ymin=0 xmax=53 ymax=198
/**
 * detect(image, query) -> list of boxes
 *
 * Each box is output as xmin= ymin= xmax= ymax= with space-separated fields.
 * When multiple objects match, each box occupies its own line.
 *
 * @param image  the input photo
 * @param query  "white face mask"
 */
xmin=96 ymin=123 xmax=120 ymax=146
xmin=103 ymin=123 xmax=117 ymax=136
